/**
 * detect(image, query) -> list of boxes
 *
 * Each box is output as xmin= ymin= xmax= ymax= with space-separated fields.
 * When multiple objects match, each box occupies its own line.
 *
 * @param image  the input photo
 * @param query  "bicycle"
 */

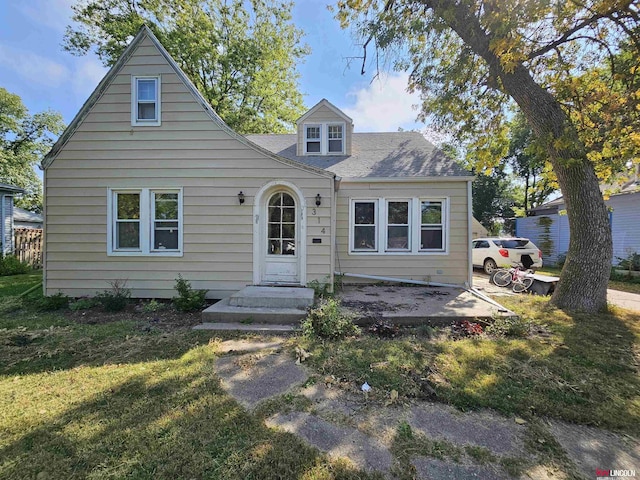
xmin=492 ymin=263 xmax=534 ymax=293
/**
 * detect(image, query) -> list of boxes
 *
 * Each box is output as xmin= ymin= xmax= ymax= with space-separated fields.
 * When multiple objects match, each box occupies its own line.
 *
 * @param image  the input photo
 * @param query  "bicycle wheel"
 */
xmin=513 ymin=277 xmax=534 ymax=293
xmin=492 ymin=270 xmax=513 ymax=287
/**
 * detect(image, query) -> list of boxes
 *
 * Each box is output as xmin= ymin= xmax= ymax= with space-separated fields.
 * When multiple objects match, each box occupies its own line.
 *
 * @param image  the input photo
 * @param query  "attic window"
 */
xmin=132 ymin=76 xmax=161 ymax=126
xmin=328 ymin=125 xmax=343 ymax=153
xmin=305 ymin=125 xmax=321 ymax=153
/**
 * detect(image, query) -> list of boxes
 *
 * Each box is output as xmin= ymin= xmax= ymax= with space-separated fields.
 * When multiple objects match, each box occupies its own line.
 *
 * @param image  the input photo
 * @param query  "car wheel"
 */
xmin=483 ymin=258 xmax=498 ymax=274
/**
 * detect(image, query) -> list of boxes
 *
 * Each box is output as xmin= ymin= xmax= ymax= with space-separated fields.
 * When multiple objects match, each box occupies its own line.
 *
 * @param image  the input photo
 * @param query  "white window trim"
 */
xmin=350 ymin=198 xmax=379 ymax=252
xmin=131 ymin=76 xmax=161 ymax=126
xmin=385 ymin=199 xmax=412 ymax=252
xmin=107 ymin=188 xmax=183 ymax=256
xmin=303 ymin=121 xmax=346 ymax=155
xmin=349 ymin=197 xmax=449 ymax=255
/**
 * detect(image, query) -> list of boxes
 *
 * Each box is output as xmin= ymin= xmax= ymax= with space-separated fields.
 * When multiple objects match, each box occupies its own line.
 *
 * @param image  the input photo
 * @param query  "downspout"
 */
xmin=334 ymin=271 xmax=511 ymax=312
xmin=467 ymin=179 xmax=473 ymax=288
xmin=1 ymin=195 xmax=5 ymax=255
xmin=41 ymin=165 xmax=47 ymax=295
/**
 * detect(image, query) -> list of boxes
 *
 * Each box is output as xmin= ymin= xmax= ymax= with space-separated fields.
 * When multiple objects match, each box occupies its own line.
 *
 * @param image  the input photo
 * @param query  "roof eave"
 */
xmin=339 ymin=175 xmax=475 ymax=183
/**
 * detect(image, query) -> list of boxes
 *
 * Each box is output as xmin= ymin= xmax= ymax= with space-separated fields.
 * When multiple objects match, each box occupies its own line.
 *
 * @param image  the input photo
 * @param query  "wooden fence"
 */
xmin=14 ymin=228 xmax=43 ymax=269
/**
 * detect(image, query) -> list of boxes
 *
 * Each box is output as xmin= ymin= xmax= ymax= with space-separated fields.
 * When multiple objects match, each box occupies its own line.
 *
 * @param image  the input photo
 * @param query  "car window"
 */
xmin=473 ymin=240 xmax=490 ymax=248
xmin=492 ymin=239 xmax=531 ymax=248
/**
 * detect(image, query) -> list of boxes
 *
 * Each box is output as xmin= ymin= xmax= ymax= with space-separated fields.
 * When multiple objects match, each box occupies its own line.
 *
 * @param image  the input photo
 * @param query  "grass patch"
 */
xmin=538 ymin=267 xmax=640 ymax=294
xmin=295 ymin=295 xmax=640 ymax=436
xmin=0 ymin=271 xmax=42 ymax=297
xmin=0 ymin=292 xmax=379 ymax=479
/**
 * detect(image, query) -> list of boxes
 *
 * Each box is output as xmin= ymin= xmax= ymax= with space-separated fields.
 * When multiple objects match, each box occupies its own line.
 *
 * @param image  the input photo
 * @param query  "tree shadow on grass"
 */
xmin=0 ymin=346 xmax=381 ymax=480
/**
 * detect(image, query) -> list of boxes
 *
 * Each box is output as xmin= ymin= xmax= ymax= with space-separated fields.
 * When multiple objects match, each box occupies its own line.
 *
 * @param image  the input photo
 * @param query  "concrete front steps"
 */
xmin=201 ymin=286 xmax=314 ymax=325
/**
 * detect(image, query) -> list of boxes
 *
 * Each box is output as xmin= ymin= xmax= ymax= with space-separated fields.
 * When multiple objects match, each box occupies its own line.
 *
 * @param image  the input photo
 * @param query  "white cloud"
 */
xmin=0 ymin=44 xmax=70 ymax=87
xmin=19 ymin=0 xmax=75 ymax=32
xmin=342 ymin=72 xmax=421 ymax=132
xmin=71 ymin=58 xmax=107 ymax=98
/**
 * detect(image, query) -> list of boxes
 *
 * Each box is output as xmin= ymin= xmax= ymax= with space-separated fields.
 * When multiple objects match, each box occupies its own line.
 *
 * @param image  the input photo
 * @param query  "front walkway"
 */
xmin=212 ymin=338 xmax=640 ymax=479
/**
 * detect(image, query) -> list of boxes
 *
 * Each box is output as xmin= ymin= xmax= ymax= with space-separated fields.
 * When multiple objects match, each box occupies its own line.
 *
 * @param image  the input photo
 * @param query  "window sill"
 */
xmin=107 ymin=251 xmax=183 ymax=257
xmin=348 ymin=251 xmax=449 ymax=256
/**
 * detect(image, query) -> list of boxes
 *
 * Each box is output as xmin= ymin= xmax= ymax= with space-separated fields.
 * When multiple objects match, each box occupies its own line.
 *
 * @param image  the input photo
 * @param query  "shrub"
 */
xmin=301 ymin=298 xmax=360 ymax=339
xmin=37 ymin=292 xmax=70 ymax=311
xmin=486 ymin=316 xmax=531 ymax=338
xmin=96 ymin=280 xmax=131 ymax=312
xmin=616 ymin=251 xmax=640 ymax=272
xmin=69 ymin=297 xmax=100 ymax=311
xmin=141 ymin=299 xmax=164 ymax=313
xmin=308 ymin=278 xmax=333 ymax=298
xmin=0 ymin=255 xmax=30 ymax=276
xmin=172 ymin=275 xmax=207 ymax=312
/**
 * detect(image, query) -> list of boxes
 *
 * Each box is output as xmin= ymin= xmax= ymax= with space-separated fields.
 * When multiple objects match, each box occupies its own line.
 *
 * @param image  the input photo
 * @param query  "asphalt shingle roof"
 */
xmin=245 ymin=132 xmax=470 ymax=178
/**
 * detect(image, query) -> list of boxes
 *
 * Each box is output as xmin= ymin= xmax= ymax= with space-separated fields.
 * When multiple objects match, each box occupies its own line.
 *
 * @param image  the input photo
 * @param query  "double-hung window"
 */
xmin=328 ymin=124 xmax=344 ymax=153
xmin=109 ymin=188 xmax=182 ymax=256
xmin=305 ymin=125 xmax=321 ymax=153
xmin=132 ymin=76 xmax=161 ymax=126
xmin=350 ymin=198 xmax=447 ymax=254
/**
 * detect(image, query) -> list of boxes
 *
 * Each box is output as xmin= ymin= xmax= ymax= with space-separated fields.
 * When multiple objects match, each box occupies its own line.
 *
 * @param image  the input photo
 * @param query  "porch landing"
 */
xmin=201 ymin=286 xmax=314 ymax=324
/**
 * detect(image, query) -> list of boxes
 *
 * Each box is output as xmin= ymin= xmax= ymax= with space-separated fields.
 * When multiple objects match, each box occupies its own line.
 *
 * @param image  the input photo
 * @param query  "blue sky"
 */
xmin=0 ymin=0 xmax=427 ymax=134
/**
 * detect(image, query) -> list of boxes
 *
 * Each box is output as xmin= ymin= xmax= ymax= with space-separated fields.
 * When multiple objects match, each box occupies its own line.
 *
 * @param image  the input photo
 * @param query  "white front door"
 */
xmin=262 ymin=191 xmax=299 ymax=284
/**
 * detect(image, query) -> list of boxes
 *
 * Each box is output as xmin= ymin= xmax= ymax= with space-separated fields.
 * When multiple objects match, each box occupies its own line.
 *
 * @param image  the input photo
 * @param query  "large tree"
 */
xmin=0 ymin=88 xmax=64 ymax=212
xmin=64 ymin=0 xmax=309 ymax=134
xmin=336 ymin=0 xmax=640 ymax=311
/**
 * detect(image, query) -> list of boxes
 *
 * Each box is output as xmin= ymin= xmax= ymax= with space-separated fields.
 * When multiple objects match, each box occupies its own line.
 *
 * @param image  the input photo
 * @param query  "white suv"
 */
xmin=472 ymin=237 xmax=543 ymax=274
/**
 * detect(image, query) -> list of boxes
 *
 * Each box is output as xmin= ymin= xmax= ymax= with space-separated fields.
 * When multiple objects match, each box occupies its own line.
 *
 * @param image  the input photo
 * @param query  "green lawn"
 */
xmin=537 ymin=267 xmax=640 ymax=295
xmin=0 ymin=282 xmax=379 ymax=480
xmin=0 ymin=271 xmax=42 ymax=297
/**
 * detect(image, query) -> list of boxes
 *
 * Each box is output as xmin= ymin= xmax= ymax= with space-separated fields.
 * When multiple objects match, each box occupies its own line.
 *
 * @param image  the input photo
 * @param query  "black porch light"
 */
xmin=238 ymin=191 xmax=245 ymax=204
xmin=315 ymin=193 xmax=322 ymax=207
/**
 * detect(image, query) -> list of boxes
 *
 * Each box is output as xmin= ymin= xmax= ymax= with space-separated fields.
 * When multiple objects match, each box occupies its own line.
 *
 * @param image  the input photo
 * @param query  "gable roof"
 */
xmin=14 ymin=207 xmax=43 ymax=224
xmin=0 ymin=183 xmax=25 ymax=194
xmin=296 ymin=98 xmax=353 ymax=125
xmin=41 ymin=26 xmax=333 ymax=179
xmin=246 ymin=132 xmax=471 ymax=179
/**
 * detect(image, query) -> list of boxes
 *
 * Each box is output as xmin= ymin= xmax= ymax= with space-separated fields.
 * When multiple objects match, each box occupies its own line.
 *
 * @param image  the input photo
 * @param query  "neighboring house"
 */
xmin=471 ymin=217 xmax=488 ymax=239
xmin=41 ymin=26 xmax=474 ymax=299
xmin=0 ymin=183 xmax=25 ymax=256
xmin=14 ymin=207 xmax=43 ymax=229
xmin=516 ymin=179 xmax=640 ymax=265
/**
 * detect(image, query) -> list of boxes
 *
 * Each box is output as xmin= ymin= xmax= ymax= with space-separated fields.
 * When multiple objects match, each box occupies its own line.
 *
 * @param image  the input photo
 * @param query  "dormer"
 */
xmin=296 ymin=99 xmax=353 ymax=156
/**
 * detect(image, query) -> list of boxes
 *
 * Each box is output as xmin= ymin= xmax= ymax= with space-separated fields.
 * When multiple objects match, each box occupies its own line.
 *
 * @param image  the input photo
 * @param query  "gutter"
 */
xmin=335 ymin=271 xmax=512 ymax=314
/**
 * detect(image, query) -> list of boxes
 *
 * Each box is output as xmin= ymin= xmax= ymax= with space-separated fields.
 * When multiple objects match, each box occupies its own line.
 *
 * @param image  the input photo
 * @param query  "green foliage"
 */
xmin=485 ymin=316 xmax=532 ymax=338
xmin=307 ymin=278 xmax=333 ymax=299
xmin=616 ymin=252 xmax=640 ymax=272
xmin=69 ymin=297 xmax=100 ymax=311
xmin=37 ymin=292 xmax=70 ymax=311
xmin=96 ymin=280 xmax=131 ymax=312
xmin=172 ymin=275 xmax=207 ymax=312
xmin=472 ymin=169 xmax=518 ymax=235
xmin=301 ymin=298 xmax=360 ymax=340
xmin=0 ymin=255 xmax=30 ymax=276
xmin=142 ymin=299 xmax=165 ymax=313
xmin=0 ymin=87 xmax=65 ymax=211
xmin=64 ymin=0 xmax=309 ymax=134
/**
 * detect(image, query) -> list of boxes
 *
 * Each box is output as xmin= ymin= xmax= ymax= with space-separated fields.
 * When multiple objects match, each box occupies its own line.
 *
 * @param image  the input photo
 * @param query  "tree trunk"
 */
xmin=425 ymin=0 xmax=613 ymax=311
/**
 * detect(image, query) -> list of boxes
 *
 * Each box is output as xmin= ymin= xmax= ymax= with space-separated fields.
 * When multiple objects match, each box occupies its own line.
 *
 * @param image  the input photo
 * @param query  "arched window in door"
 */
xmin=267 ymin=192 xmax=296 ymax=255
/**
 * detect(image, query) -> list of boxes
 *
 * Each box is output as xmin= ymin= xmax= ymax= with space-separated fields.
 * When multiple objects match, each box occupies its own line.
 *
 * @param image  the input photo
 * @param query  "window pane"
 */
xmin=282 ymin=239 xmax=295 ymax=255
xmin=306 ymin=141 xmax=320 ymax=153
xmin=421 ymin=228 xmax=443 ymax=249
xmin=268 ymin=223 xmax=280 ymax=238
xmin=269 ymin=193 xmax=282 ymax=207
xmin=328 ymin=125 xmax=342 ymax=139
xmin=117 ymin=193 xmax=140 ymax=219
xmin=282 ymin=223 xmax=295 ymax=238
xmin=268 ymin=239 xmax=282 ymax=255
xmin=388 ymin=202 xmax=408 ymax=224
xmin=355 ymin=202 xmax=375 ymax=224
xmin=138 ymin=102 xmax=156 ymax=120
xmin=421 ymin=202 xmax=442 ymax=224
xmin=387 ymin=226 xmax=409 ymax=249
xmin=137 ymin=79 xmax=156 ymax=101
xmin=154 ymin=226 xmax=178 ymax=250
xmin=282 ymin=207 xmax=295 ymax=223
xmin=268 ymin=206 xmax=281 ymax=222
xmin=306 ymin=126 xmax=320 ymax=139
xmin=354 ymin=225 xmax=376 ymax=250
xmin=328 ymin=139 xmax=343 ymax=152
xmin=155 ymin=193 xmax=178 ymax=220
xmin=282 ymin=193 xmax=294 ymax=206
xmin=116 ymin=222 xmax=140 ymax=249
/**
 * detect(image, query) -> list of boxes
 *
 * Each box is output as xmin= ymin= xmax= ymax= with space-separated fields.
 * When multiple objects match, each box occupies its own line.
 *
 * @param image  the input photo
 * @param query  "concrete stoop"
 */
xmin=201 ymin=286 xmax=313 ymax=325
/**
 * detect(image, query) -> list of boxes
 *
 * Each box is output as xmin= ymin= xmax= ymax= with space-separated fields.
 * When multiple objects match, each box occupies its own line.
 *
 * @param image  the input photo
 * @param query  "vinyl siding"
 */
xmin=335 ymin=181 xmax=470 ymax=285
xmin=44 ymin=34 xmax=333 ymax=299
xmin=296 ymin=104 xmax=353 ymax=155
xmin=609 ymin=192 xmax=640 ymax=263
xmin=1 ymin=194 xmax=13 ymax=255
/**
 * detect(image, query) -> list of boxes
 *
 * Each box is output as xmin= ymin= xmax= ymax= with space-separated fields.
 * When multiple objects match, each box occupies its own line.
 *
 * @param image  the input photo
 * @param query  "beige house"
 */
xmin=41 ymin=26 xmax=474 ymax=299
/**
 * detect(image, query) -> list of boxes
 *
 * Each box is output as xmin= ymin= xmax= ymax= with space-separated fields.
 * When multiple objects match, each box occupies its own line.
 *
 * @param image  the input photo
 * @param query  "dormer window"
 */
xmin=328 ymin=124 xmax=343 ymax=153
xmin=303 ymin=122 xmax=345 ymax=155
xmin=305 ymin=125 xmax=321 ymax=153
xmin=132 ymin=76 xmax=161 ymax=126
